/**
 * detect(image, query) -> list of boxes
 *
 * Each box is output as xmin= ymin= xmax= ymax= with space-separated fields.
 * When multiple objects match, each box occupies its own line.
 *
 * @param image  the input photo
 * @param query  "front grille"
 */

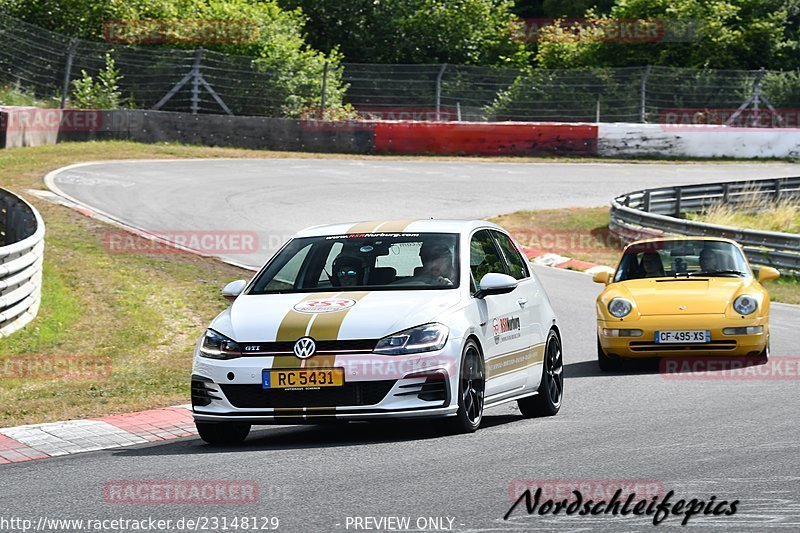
xmin=220 ymin=380 xmax=396 ymax=408
xmin=239 ymin=339 xmax=377 ymax=355
xmin=629 ymin=340 xmax=737 ymax=353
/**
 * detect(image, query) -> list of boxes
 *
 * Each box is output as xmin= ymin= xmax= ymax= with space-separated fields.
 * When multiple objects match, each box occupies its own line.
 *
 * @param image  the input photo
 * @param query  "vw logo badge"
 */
xmin=293 ymin=337 xmax=316 ymax=359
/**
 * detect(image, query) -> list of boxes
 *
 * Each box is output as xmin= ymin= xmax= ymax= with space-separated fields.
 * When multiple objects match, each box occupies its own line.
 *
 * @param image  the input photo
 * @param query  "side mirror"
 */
xmin=592 ymin=267 xmax=615 ymax=285
xmin=475 ymin=273 xmax=518 ymax=299
xmin=758 ymin=266 xmax=780 ymax=283
xmin=222 ymin=279 xmax=247 ymax=302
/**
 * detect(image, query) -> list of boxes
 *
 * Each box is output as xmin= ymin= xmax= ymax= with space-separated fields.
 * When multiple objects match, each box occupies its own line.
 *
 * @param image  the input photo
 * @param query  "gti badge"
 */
xmin=293 ymin=337 xmax=316 ymax=359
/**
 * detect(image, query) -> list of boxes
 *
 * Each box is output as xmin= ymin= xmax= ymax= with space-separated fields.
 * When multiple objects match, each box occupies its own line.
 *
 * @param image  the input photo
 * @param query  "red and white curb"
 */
xmin=0 ymin=405 xmax=195 ymax=464
xmin=521 ymin=245 xmax=608 ymax=275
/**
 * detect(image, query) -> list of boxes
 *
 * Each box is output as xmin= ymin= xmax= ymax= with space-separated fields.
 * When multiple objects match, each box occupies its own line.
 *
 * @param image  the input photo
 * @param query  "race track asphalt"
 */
xmin=47 ymin=159 xmax=800 ymax=266
xmin=6 ymin=158 xmax=796 ymax=531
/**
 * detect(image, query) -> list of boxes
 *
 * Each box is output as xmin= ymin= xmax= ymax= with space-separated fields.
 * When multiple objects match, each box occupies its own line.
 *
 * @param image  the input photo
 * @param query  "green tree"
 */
xmin=71 ymin=52 xmax=125 ymax=109
xmin=280 ymin=0 xmax=531 ymax=66
xmin=535 ymin=0 xmax=800 ymax=70
xmin=0 ymin=0 xmax=347 ymax=116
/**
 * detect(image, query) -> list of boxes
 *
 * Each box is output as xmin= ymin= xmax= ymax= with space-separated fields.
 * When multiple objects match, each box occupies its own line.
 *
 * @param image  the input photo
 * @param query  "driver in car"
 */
xmin=332 ymin=254 xmax=365 ymax=287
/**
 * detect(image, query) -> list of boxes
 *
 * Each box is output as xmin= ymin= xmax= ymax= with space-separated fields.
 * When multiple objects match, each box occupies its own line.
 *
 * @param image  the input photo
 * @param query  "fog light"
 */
xmin=603 ymin=328 xmax=643 ymax=337
xmin=722 ymin=326 xmax=763 ymax=335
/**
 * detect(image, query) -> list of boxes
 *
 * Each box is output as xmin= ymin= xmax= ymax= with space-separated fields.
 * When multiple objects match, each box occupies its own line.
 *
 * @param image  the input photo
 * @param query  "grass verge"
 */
xmin=687 ymin=199 xmax=799 ymax=234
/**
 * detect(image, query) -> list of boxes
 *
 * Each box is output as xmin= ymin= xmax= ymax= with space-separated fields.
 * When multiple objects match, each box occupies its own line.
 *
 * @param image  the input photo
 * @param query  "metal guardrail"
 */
xmin=0 ymin=188 xmax=44 ymax=337
xmin=610 ymin=177 xmax=800 ymax=273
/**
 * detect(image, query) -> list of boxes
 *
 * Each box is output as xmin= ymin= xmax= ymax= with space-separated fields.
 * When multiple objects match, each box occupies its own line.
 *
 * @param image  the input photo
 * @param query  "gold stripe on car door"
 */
xmin=485 ymin=343 xmax=546 ymax=379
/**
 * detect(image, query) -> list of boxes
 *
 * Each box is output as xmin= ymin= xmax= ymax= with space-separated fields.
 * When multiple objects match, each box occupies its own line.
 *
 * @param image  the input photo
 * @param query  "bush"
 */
xmin=70 ymin=53 xmax=125 ymax=109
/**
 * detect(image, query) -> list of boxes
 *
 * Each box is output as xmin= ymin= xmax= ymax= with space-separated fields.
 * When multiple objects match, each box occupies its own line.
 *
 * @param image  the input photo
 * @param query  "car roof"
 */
xmin=295 ymin=219 xmax=506 ymax=238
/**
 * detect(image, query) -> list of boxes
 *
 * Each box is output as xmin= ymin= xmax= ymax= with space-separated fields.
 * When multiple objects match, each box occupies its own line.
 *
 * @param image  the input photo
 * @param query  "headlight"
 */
xmin=199 ymin=329 xmax=242 ymax=359
xmin=374 ymin=323 xmax=449 ymax=355
xmin=733 ymin=295 xmax=758 ymax=315
xmin=608 ymin=298 xmax=633 ymax=318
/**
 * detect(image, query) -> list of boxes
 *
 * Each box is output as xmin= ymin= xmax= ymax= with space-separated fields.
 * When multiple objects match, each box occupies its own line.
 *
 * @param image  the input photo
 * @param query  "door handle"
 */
xmin=517 ymin=298 xmax=528 ymax=307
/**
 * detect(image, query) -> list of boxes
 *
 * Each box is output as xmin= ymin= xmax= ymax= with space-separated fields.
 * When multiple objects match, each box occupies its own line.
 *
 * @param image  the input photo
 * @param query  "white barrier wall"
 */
xmin=0 ymin=189 xmax=45 ymax=337
xmin=598 ymin=123 xmax=800 ymax=159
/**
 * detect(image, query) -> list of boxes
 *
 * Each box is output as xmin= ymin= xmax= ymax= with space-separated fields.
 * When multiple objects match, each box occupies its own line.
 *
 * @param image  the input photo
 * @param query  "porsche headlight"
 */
xmin=733 ymin=294 xmax=758 ymax=315
xmin=608 ymin=298 xmax=633 ymax=318
xmin=199 ymin=329 xmax=242 ymax=359
xmin=374 ymin=323 xmax=449 ymax=355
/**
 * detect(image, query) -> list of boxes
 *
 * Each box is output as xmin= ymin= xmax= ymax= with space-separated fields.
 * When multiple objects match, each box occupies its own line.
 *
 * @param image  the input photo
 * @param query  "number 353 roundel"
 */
xmin=293 ymin=298 xmax=357 ymax=314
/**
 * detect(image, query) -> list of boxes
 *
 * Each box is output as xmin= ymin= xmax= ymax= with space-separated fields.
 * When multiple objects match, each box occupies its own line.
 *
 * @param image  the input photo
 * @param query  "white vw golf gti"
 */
xmin=192 ymin=220 xmax=563 ymax=443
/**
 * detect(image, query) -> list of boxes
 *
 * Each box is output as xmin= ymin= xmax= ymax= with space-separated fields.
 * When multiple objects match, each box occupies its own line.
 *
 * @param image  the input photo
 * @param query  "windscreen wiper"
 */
xmin=686 ymin=270 xmax=747 ymax=277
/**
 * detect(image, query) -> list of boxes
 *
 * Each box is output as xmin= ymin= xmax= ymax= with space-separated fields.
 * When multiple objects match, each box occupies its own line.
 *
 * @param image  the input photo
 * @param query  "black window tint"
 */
xmin=492 ymin=231 xmax=529 ymax=280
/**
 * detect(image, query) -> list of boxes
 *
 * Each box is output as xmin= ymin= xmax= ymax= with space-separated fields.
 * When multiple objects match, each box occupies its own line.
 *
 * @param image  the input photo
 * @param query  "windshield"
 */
xmin=249 ymin=233 xmax=460 ymax=294
xmin=614 ymin=239 xmax=751 ymax=282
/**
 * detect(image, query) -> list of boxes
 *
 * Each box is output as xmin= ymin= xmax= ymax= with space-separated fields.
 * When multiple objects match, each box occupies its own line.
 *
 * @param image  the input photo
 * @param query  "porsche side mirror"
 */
xmin=758 ymin=266 xmax=780 ymax=283
xmin=475 ymin=273 xmax=518 ymax=299
xmin=222 ymin=279 xmax=247 ymax=302
xmin=592 ymin=267 xmax=614 ymax=285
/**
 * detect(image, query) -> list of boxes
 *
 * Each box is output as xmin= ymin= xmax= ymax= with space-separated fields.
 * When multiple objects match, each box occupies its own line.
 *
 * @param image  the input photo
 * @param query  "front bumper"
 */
xmin=191 ymin=351 xmax=460 ymax=424
xmin=598 ymin=314 xmax=768 ymax=358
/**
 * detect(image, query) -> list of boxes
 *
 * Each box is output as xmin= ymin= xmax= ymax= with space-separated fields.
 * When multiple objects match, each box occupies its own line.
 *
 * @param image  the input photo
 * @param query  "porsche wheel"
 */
xmin=518 ymin=329 xmax=563 ymax=417
xmin=450 ymin=340 xmax=485 ymax=434
xmin=597 ymin=335 xmax=622 ymax=371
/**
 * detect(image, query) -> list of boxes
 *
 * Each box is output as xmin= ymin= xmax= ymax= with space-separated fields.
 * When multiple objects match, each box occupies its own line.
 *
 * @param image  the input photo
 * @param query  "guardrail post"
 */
xmin=60 ymin=38 xmax=79 ymax=109
xmin=674 ymin=187 xmax=682 ymax=217
xmin=190 ymin=48 xmax=203 ymax=115
xmin=640 ymin=65 xmax=652 ymax=123
xmin=722 ymin=183 xmax=730 ymax=204
xmin=775 ymin=178 xmax=782 ymax=202
xmin=435 ymin=64 xmax=447 ymax=122
xmin=643 ymin=191 xmax=651 ymax=212
xmin=320 ymin=61 xmax=329 ymax=119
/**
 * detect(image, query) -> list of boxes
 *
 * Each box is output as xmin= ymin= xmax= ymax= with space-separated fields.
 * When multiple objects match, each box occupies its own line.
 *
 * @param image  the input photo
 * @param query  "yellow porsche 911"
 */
xmin=592 ymin=237 xmax=780 ymax=371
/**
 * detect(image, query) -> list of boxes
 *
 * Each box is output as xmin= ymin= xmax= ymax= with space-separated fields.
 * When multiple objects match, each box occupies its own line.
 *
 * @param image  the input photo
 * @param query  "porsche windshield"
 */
xmin=249 ymin=233 xmax=460 ymax=293
xmin=614 ymin=239 xmax=750 ymax=282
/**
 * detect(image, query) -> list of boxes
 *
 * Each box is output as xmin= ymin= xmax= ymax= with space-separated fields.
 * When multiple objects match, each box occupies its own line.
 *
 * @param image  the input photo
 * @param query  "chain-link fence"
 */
xmin=3 ymin=13 xmax=800 ymax=124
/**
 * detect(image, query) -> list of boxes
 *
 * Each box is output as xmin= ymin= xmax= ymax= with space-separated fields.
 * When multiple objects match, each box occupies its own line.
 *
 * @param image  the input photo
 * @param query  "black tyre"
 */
xmin=196 ymin=421 xmax=251 ymax=445
xmin=518 ymin=329 xmax=563 ymax=417
xmin=597 ymin=335 xmax=623 ymax=371
xmin=449 ymin=339 xmax=485 ymax=434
